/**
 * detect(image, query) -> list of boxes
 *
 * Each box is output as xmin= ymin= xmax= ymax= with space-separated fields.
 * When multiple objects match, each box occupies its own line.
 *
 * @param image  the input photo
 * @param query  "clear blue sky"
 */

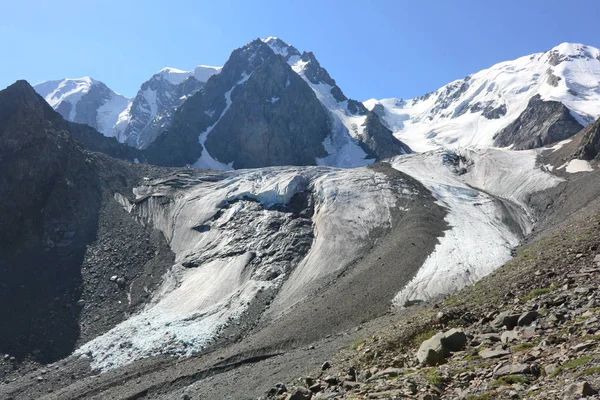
xmin=2 ymin=0 xmax=600 ymax=100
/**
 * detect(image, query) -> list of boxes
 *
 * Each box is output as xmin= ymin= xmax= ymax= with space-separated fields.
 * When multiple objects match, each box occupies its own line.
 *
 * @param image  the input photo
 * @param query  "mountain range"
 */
xmin=35 ymin=40 xmax=600 ymax=169
xmin=3 ymin=38 xmax=600 ymax=399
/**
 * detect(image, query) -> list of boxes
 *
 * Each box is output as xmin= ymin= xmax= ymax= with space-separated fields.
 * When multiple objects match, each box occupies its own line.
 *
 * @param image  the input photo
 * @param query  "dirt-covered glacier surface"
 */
xmin=75 ymin=165 xmax=427 ymax=371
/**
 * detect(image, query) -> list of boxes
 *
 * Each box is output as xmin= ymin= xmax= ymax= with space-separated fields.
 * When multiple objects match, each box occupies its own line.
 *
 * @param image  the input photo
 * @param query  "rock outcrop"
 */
xmin=359 ymin=111 xmax=412 ymax=159
xmin=493 ymin=95 xmax=583 ymax=149
xmin=576 ymin=117 xmax=600 ymax=160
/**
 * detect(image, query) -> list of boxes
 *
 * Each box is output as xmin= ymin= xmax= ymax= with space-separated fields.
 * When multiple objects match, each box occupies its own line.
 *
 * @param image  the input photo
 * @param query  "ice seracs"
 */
xmin=156 ymin=65 xmax=222 ymax=85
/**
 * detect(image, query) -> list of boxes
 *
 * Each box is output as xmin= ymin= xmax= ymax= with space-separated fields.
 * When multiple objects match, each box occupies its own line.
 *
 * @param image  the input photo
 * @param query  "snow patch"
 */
xmin=316 ymin=115 xmax=374 ymax=168
xmin=565 ymin=159 xmax=593 ymax=173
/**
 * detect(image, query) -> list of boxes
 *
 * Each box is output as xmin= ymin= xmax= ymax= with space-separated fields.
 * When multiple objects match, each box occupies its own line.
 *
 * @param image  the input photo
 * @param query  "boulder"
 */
xmin=285 ymin=387 xmax=312 ymax=400
xmin=479 ymin=348 xmax=511 ymax=359
xmin=518 ymin=311 xmax=539 ymax=326
xmin=544 ymin=363 xmax=559 ymax=376
xmin=416 ymin=333 xmax=445 ymax=366
xmin=342 ymin=381 xmax=360 ymax=390
xmin=492 ymin=311 xmax=520 ymax=329
xmin=441 ymin=328 xmax=468 ymax=352
xmin=563 ymin=381 xmax=596 ymax=398
xmin=494 ymin=363 xmax=531 ymax=377
xmin=369 ymin=367 xmax=404 ymax=380
xmin=501 ymin=330 xmax=519 ymax=344
xmin=416 ymin=329 xmax=467 ymax=365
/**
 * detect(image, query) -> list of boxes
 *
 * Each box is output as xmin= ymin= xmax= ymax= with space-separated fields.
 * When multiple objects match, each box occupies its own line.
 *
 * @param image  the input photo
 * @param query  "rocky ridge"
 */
xmin=493 ymin=95 xmax=583 ymax=150
xmin=143 ymin=38 xmax=408 ymax=169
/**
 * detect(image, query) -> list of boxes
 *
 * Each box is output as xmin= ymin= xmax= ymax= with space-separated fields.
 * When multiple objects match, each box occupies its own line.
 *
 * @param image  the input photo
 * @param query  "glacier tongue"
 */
xmin=390 ymin=148 xmax=563 ymax=306
xmin=75 ymin=165 xmax=411 ymax=371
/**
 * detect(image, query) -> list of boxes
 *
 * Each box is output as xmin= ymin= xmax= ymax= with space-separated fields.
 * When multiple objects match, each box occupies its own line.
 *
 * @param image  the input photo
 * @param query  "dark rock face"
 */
xmin=0 ymin=80 xmax=100 ymax=362
xmin=576 ymin=118 xmax=600 ymax=160
xmin=66 ymin=121 xmax=141 ymax=161
xmin=493 ymin=95 xmax=583 ymax=149
xmin=359 ymin=111 xmax=411 ymax=159
xmin=205 ymin=53 xmax=330 ymax=168
xmin=482 ymin=103 xmax=507 ymax=120
xmin=145 ymin=40 xmax=331 ymax=168
xmin=0 ymin=80 xmax=171 ymax=364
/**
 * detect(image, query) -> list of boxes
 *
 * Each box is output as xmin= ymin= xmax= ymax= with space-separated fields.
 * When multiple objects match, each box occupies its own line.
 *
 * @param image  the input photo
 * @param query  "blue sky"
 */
xmin=1 ymin=0 xmax=600 ymax=100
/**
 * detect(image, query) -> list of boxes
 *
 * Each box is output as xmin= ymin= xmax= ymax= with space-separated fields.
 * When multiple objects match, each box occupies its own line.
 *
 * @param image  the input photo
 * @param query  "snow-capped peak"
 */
xmin=34 ymin=77 xmax=130 ymax=137
xmin=547 ymin=42 xmax=600 ymax=63
xmin=35 ymin=77 xmax=99 ymax=108
xmin=366 ymin=42 xmax=600 ymax=152
xmin=155 ymin=65 xmax=222 ymax=86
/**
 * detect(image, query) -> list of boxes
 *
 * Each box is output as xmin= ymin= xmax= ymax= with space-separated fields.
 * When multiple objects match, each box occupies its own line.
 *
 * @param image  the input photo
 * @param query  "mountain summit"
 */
xmin=34 ymin=77 xmax=129 ymax=137
xmin=143 ymin=37 xmax=410 ymax=168
xmin=365 ymin=42 xmax=600 ymax=152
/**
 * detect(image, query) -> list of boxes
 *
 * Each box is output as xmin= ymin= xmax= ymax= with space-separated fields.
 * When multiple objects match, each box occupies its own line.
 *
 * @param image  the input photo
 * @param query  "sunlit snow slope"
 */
xmin=365 ymin=43 xmax=600 ymax=152
xmin=34 ymin=77 xmax=130 ymax=137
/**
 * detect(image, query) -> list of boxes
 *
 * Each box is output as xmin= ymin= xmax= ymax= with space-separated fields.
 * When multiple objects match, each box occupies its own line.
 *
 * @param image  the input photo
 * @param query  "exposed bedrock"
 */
xmin=493 ymin=94 xmax=583 ymax=150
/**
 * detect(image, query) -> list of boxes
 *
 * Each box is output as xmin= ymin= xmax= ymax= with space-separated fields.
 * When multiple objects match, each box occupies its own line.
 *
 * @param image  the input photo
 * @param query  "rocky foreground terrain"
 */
xmin=257 ymin=169 xmax=600 ymax=400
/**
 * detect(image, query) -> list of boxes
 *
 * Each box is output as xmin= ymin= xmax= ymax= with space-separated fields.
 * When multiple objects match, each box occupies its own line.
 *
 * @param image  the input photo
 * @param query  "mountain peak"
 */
xmin=546 ymin=42 xmax=600 ymax=65
xmin=1 ymin=80 xmax=53 ymax=117
xmin=260 ymin=36 xmax=301 ymax=60
xmin=5 ymin=79 xmax=37 ymax=94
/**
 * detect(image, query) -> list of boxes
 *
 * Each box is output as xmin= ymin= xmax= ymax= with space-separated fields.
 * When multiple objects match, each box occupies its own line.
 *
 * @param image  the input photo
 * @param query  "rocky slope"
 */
xmin=0 ymin=80 xmax=173 ymax=367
